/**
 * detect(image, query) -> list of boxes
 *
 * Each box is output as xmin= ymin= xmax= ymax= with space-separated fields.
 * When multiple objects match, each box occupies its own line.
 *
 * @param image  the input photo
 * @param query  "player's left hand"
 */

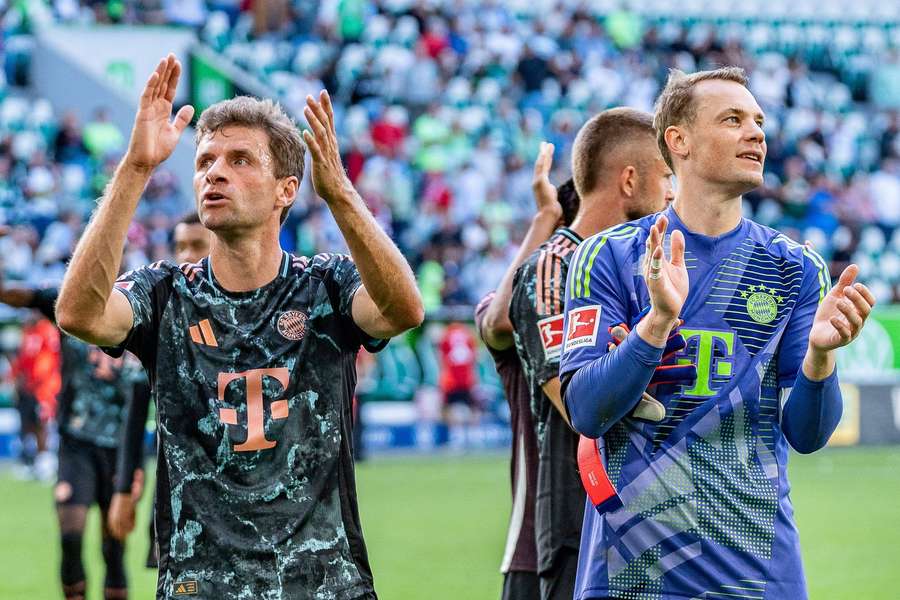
xmin=302 ymin=90 xmax=352 ymax=204
xmin=532 ymin=141 xmax=562 ymax=220
xmin=808 ymin=264 xmax=875 ymax=352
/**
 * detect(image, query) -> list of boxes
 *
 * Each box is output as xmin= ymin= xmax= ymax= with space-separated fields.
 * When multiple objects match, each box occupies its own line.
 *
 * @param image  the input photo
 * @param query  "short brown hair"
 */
xmin=653 ymin=67 xmax=749 ymax=169
xmin=571 ymin=107 xmax=656 ymax=199
xmin=196 ymin=96 xmax=305 ymax=224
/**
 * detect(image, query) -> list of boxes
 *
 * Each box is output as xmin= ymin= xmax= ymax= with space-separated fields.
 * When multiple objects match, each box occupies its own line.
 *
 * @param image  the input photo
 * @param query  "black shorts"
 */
xmin=502 ymin=570 xmax=540 ymax=600
xmin=15 ymin=389 xmax=40 ymax=431
xmin=539 ymin=547 xmax=578 ymax=600
xmin=445 ymin=390 xmax=474 ymax=406
xmin=55 ymin=435 xmax=117 ymax=509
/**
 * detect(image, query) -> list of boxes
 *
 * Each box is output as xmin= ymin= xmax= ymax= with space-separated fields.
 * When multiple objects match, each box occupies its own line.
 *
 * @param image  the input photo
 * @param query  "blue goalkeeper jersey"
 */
xmin=559 ymin=206 xmax=830 ymax=600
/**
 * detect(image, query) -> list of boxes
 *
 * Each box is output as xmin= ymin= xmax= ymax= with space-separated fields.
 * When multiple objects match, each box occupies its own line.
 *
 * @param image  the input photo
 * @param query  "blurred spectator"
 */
xmin=82 ymin=108 xmax=124 ymax=160
xmin=11 ymin=313 xmax=59 ymax=479
xmin=439 ymin=322 xmax=479 ymax=449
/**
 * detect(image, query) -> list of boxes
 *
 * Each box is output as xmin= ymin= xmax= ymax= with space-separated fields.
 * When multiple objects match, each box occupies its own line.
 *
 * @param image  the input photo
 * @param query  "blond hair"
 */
xmin=653 ymin=67 xmax=749 ymax=169
xmin=571 ymin=107 xmax=655 ymax=199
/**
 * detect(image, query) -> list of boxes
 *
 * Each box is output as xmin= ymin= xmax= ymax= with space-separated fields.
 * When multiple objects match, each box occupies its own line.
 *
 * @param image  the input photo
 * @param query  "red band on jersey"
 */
xmin=577 ymin=435 xmax=623 ymax=514
xmin=565 ymin=305 xmax=601 ymax=351
xmin=114 ymin=281 xmax=134 ymax=292
xmin=537 ymin=314 xmax=565 ymax=360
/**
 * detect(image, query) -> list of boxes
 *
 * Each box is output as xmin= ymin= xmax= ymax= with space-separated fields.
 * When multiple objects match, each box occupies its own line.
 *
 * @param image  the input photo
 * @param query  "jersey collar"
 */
xmin=204 ymin=251 xmax=290 ymax=296
xmin=664 ymin=205 xmax=748 ymax=262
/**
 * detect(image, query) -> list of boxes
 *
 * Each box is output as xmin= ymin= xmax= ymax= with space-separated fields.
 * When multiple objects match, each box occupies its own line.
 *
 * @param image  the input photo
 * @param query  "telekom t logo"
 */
xmin=217 ymin=368 xmax=290 ymax=452
xmin=677 ymin=329 xmax=735 ymax=397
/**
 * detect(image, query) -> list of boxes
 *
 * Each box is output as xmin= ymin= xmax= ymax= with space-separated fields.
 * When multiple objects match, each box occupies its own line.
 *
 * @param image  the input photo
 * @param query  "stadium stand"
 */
xmin=0 ymin=0 xmax=898 ymax=450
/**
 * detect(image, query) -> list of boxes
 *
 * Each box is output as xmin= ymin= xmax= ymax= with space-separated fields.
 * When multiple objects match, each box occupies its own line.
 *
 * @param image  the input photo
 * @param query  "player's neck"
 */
xmin=671 ymin=179 xmax=743 ymax=237
xmin=208 ymin=232 xmax=284 ymax=292
xmin=569 ymin=193 xmax=626 ymax=240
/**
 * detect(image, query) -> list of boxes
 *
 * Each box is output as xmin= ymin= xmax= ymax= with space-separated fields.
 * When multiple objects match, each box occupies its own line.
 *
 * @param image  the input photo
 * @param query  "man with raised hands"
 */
xmin=560 ymin=67 xmax=875 ymax=600
xmin=476 ymin=141 xmax=580 ymax=600
xmin=57 ymin=54 xmax=423 ymax=599
xmin=509 ymin=108 xmax=674 ymax=600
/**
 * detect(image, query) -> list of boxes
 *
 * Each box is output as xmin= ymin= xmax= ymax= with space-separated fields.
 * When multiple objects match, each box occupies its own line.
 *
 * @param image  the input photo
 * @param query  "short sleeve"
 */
xmin=776 ymin=249 xmax=830 ymax=388
xmin=28 ymin=287 xmax=59 ymax=322
xmin=509 ymin=248 xmax=567 ymax=387
xmin=559 ymin=234 xmax=632 ymax=380
xmin=312 ymin=253 xmax=388 ymax=353
xmin=103 ymin=262 xmax=174 ymax=364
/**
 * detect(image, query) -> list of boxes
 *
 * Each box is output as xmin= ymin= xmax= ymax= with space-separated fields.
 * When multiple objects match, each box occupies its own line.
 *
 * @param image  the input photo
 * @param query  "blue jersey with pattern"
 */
xmin=559 ymin=207 xmax=829 ymax=600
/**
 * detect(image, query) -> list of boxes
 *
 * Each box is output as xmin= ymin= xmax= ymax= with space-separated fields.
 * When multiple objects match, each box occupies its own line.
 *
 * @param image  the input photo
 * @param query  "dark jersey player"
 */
xmin=0 ymin=275 xmax=142 ymax=600
xmin=476 ymin=141 xmax=580 ymax=600
xmin=509 ymin=108 xmax=674 ymax=600
xmin=108 ymin=211 xmax=212 ymax=570
xmin=56 ymin=55 xmax=423 ymax=599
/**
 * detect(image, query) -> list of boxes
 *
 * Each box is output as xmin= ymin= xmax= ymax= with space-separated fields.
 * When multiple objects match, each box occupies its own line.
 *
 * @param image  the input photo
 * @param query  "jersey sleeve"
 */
xmin=28 ymin=287 xmax=60 ymax=322
xmin=776 ymin=249 xmax=830 ymax=388
xmin=103 ymin=262 xmax=175 ymax=365
xmin=559 ymin=233 xmax=632 ymax=380
xmin=312 ymin=253 xmax=389 ymax=353
xmin=508 ymin=248 xmax=567 ymax=387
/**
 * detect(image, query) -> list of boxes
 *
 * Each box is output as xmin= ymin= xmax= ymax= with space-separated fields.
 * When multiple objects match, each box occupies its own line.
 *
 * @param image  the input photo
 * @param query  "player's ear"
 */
xmin=665 ymin=125 xmax=689 ymax=163
xmin=277 ymin=175 xmax=299 ymax=210
xmin=619 ymin=165 xmax=637 ymax=198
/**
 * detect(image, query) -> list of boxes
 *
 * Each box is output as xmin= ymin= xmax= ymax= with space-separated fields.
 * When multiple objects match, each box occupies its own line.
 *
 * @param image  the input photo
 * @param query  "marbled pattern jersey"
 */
xmin=108 ymin=252 xmax=385 ymax=600
xmin=31 ymin=288 xmax=141 ymax=448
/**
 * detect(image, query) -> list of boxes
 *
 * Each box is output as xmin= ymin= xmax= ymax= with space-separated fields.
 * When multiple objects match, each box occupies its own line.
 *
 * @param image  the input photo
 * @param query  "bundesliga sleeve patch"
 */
xmin=565 ymin=305 xmax=601 ymax=351
xmin=537 ymin=314 xmax=565 ymax=360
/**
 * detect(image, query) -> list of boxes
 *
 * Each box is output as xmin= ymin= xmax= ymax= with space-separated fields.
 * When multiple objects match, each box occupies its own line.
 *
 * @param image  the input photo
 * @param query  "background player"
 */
xmin=509 ymin=108 xmax=674 ymax=600
xmin=560 ymin=67 xmax=876 ymax=599
xmin=0 ymin=268 xmax=140 ymax=599
xmin=107 ymin=211 xmax=212 ymax=568
xmin=476 ymin=141 xmax=580 ymax=600
xmin=56 ymin=54 xmax=423 ymax=598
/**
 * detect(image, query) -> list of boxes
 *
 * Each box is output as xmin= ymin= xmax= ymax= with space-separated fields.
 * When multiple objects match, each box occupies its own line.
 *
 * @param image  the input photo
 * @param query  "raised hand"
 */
xmin=809 ymin=264 xmax=875 ymax=352
xmin=532 ymin=141 xmax=562 ymax=220
xmin=302 ymin=90 xmax=352 ymax=203
xmin=643 ymin=216 xmax=688 ymax=322
xmin=126 ymin=54 xmax=194 ymax=172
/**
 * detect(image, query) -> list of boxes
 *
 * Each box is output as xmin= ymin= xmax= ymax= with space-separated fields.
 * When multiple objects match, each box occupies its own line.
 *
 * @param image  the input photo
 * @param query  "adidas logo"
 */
xmin=189 ymin=319 xmax=218 ymax=347
xmin=173 ymin=580 xmax=198 ymax=595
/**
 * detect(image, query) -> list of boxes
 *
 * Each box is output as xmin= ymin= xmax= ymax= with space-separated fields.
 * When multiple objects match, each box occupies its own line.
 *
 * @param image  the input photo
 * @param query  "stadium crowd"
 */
xmin=0 ymin=1 xmax=897 ymax=308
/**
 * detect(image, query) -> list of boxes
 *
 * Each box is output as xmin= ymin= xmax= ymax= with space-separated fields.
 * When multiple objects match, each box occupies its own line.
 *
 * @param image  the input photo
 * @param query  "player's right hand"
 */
xmin=125 ymin=54 xmax=194 ymax=172
xmin=532 ymin=141 xmax=562 ymax=221
xmin=643 ymin=216 xmax=688 ymax=322
xmin=108 ymin=493 xmax=137 ymax=540
xmin=107 ymin=468 xmax=143 ymax=540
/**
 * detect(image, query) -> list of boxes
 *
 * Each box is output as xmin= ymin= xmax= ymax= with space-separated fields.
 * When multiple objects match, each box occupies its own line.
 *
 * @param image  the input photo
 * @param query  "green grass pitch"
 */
xmin=0 ymin=446 xmax=898 ymax=599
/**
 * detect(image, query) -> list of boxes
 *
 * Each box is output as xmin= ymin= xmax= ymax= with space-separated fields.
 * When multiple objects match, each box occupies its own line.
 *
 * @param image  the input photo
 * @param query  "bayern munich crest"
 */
xmin=277 ymin=310 xmax=308 ymax=341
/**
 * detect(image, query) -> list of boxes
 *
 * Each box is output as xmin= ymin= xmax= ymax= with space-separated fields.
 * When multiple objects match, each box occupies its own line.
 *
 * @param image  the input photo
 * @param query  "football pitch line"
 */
xmin=0 ymin=448 xmax=897 ymax=599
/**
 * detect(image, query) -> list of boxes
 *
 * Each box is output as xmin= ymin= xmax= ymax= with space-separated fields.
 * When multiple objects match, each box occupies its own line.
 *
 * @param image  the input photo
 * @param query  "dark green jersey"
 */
xmin=509 ymin=227 xmax=584 ymax=573
xmin=30 ymin=288 xmax=140 ymax=448
xmin=108 ymin=252 xmax=386 ymax=600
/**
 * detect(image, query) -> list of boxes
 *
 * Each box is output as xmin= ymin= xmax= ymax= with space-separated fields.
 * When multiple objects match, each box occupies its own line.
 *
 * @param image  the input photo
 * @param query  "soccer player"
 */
xmin=56 ymin=55 xmax=423 ymax=599
xmin=107 ymin=211 xmax=213 ymax=568
xmin=509 ymin=108 xmax=674 ymax=600
xmin=476 ymin=141 xmax=580 ymax=600
xmin=0 ymin=271 xmax=140 ymax=599
xmin=560 ymin=67 xmax=876 ymax=600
